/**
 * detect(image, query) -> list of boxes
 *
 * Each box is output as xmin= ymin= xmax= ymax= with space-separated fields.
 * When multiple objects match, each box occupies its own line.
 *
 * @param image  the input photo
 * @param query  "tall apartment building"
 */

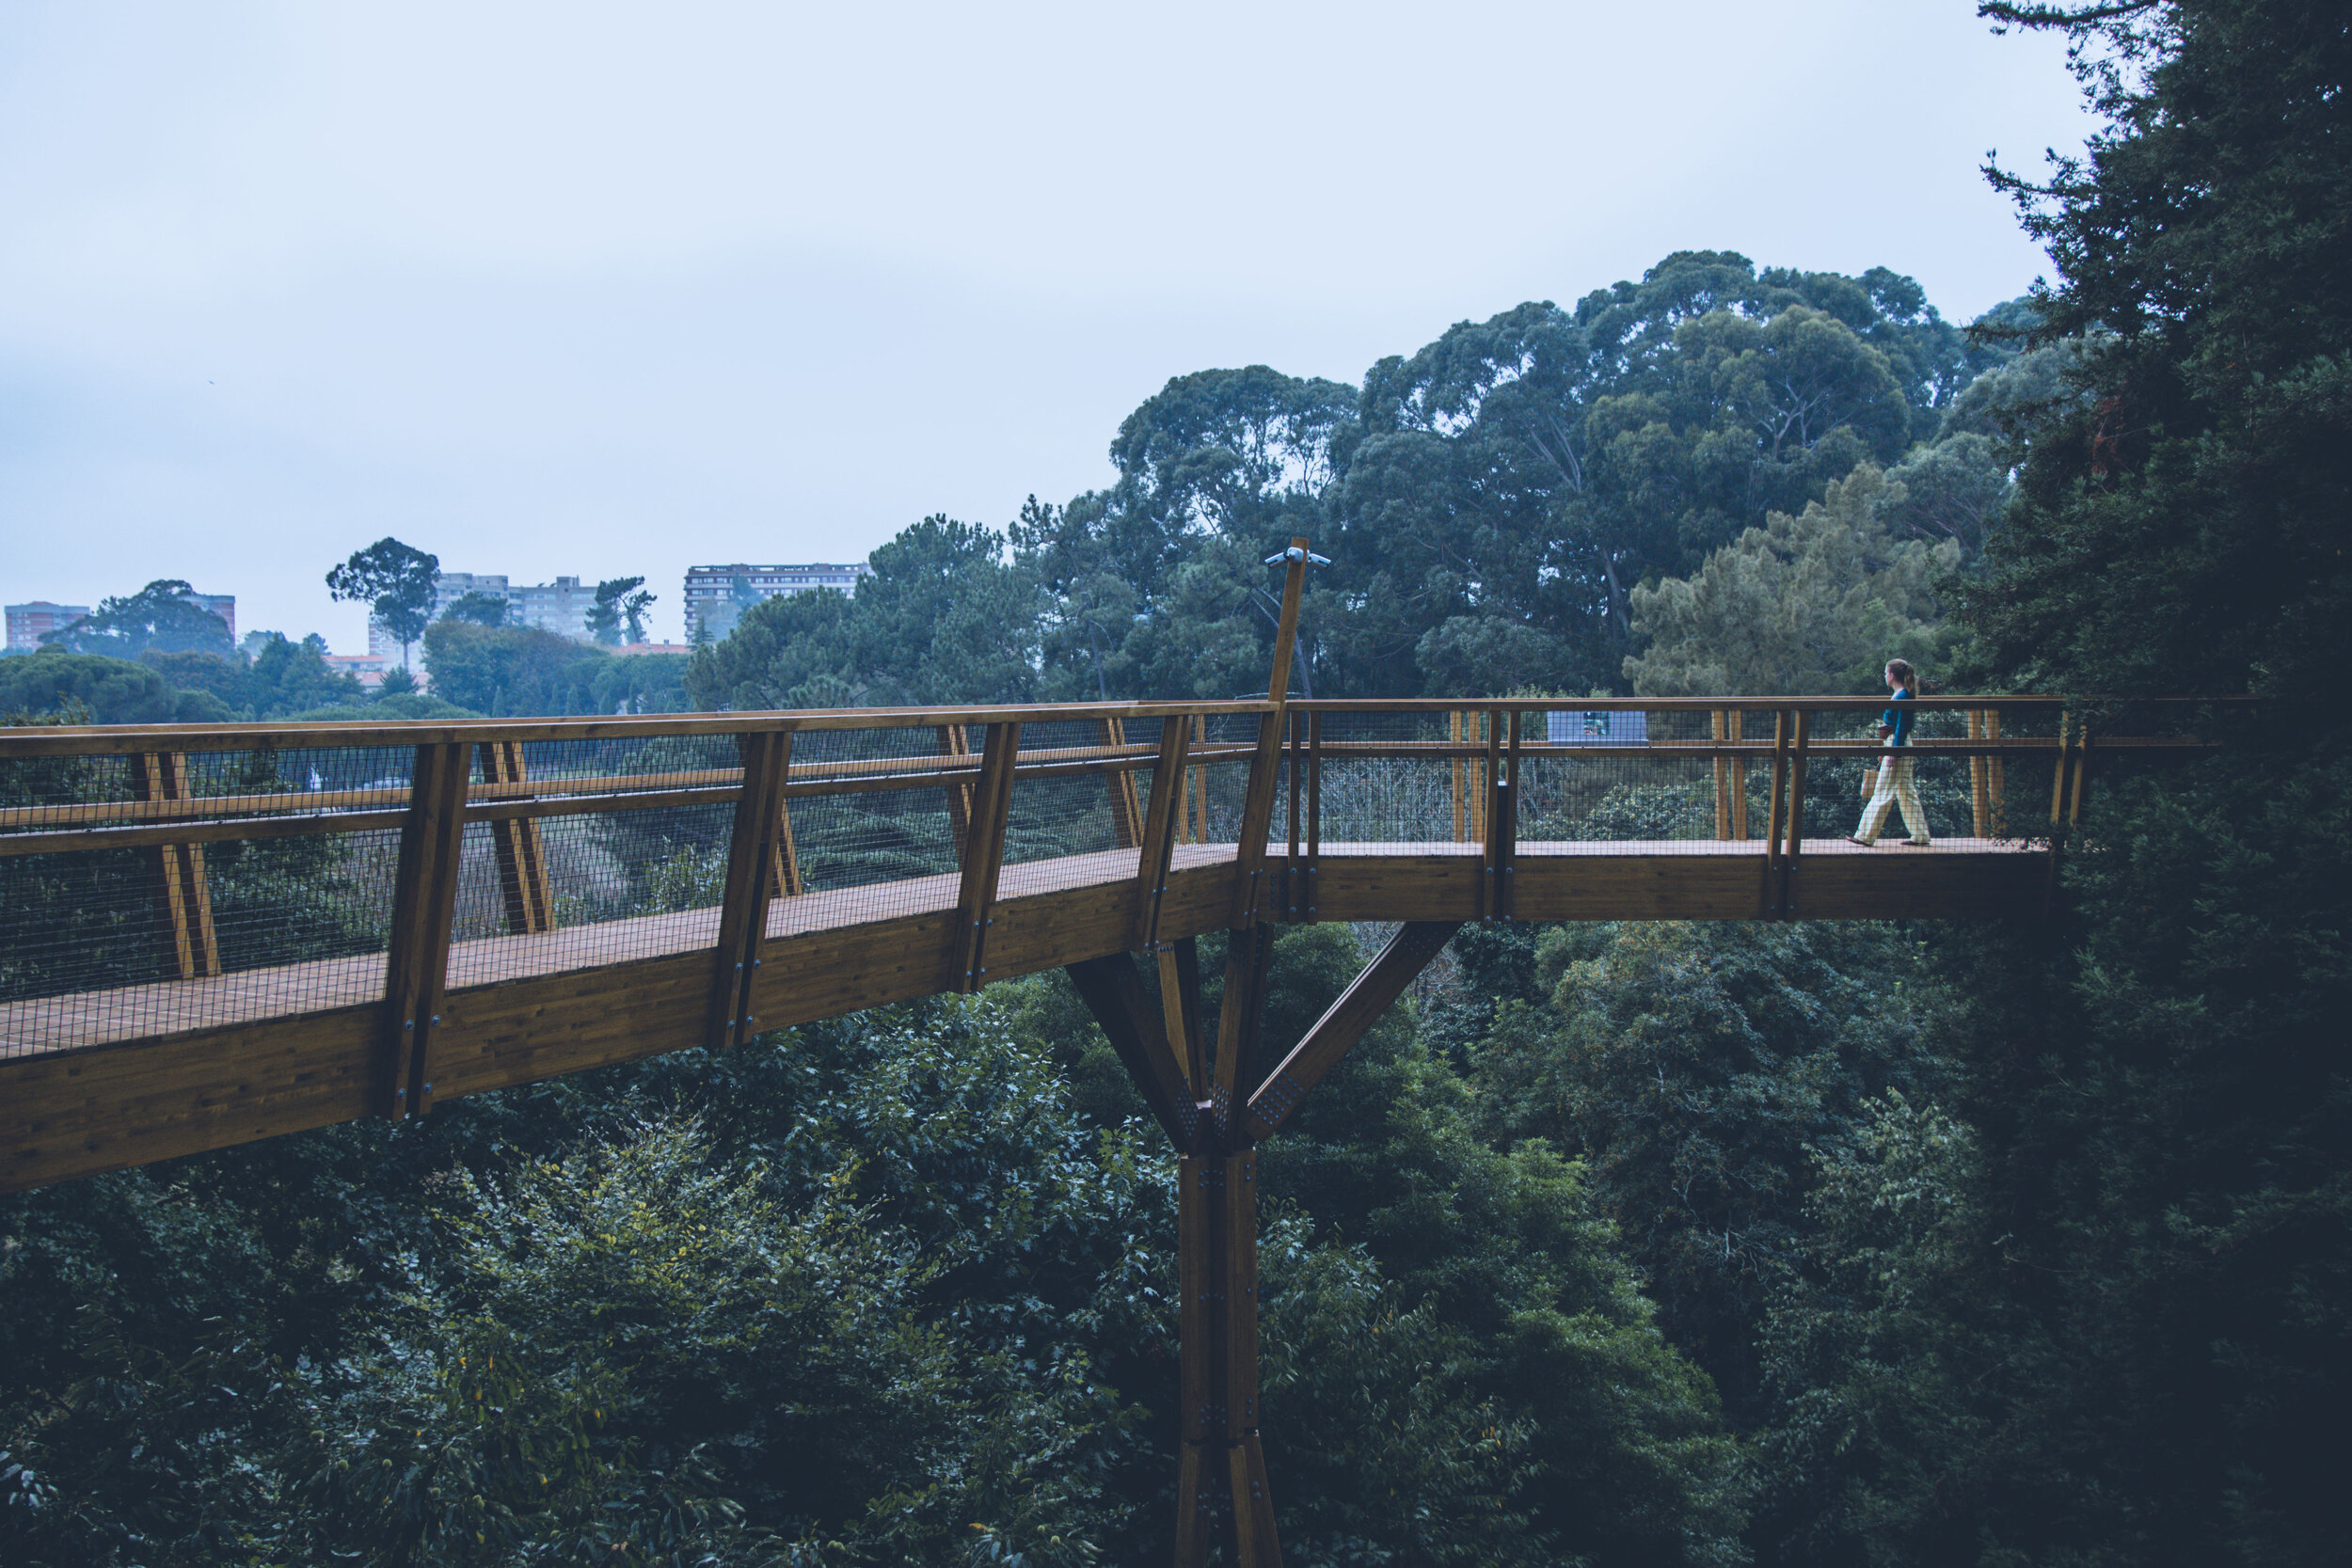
xmin=5 ymin=602 xmax=91 ymax=653
xmin=367 ymin=572 xmax=598 ymax=657
xmin=684 ymin=562 xmax=871 ymax=642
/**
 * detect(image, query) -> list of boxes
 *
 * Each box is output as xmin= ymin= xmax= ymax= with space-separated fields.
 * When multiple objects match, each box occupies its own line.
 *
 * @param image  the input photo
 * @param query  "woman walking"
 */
xmin=1851 ymin=658 xmax=1931 ymax=847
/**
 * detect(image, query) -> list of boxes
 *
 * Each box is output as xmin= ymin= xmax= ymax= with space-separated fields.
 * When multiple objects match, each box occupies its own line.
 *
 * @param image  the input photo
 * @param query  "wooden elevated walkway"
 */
xmin=0 ymin=834 xmax=2041 ymax=1192
xmin=0 ymin=541 xmax=2226 ymax=1567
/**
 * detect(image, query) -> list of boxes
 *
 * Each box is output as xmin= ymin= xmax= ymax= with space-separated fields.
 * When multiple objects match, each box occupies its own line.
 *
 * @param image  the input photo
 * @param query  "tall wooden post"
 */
xmin=1104 ymin=717 xmax=1143 ymax=849
xmin=1967 ymin=709 xmax=1991 ymax=840
xmin=1729 ymin=708 xmax=1749 ymax=841
xmin=382 ymin=743 xmax=469 ymax=1118
xmin=1711 ymin=711 xmax=1730 ymax=841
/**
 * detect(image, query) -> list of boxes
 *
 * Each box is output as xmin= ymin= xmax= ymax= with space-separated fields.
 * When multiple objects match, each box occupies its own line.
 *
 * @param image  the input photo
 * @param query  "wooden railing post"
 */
xmin=134 ymin=752 xmax=221 ymax=980
xmin=709 ymin=729 xmax=793 ymax=1049
xmin=1987 ymin=706 xmax=2008 ymax=837
xmin=1782 ymin=710 xmax=1812 ymax=918
xmin=1968 ymin=709 xmax=1991 ymax=840
xmin=1762 ymin=710 xmax=1790 ymax=917
xmin=1305 ymin=710 xmax=1322 ymax=922
xmin=1730 ymin=707 xmax=1750 ymax=841
xmin=1711 ymin=710 xmax=1730 ymax=840
xmin=382 ymin=742 xmax=469 ymax=1118
xmin=1483 ymin=708 xmax=1516 ymax=923
xmin=953 ymin=721 xmax=1021 ymax=992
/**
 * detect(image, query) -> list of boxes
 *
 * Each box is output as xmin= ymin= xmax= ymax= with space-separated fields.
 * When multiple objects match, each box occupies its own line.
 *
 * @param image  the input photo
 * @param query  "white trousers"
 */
xmin=1855 ymin=752 xmax=1930 ymax=845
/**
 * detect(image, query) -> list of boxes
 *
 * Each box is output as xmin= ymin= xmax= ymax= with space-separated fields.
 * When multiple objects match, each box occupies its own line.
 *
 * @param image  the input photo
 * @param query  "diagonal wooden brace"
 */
xmin=1063 ymin=952 xmax=1201 ymax=1150
xmin=1242 ymin=920 xmax=1461 ymax=1142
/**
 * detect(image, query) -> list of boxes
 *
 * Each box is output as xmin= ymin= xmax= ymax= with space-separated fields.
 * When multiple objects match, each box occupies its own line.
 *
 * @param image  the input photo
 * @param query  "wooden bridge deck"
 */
xmin=0 ymin=835 xmax=2040 ymax=1194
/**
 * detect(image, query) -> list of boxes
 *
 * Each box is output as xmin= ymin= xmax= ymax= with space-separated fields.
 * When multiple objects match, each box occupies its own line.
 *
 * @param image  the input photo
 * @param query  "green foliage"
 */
xmin=1622 ymin=465 xmax=1958 ymax=696
xmin=687 ymin=518 xmax=1038 ymax=710
xmin=37 ymin=578 xmax=233 ymax=659
xmin=326 ymin=537 xmax=442 ymax=665
xmin=438 ymin=590 xmax=513 ymax=627
xmin=0 ymin=650 xmax=232 ymax=725
xmin=588 ymin=577 xmax=656 ymax=646
xmin=421 ymin=622 xmax=608 ymax=716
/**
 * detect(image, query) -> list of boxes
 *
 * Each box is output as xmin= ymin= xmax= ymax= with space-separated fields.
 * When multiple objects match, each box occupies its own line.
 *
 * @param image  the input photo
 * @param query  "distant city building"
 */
xmin=369 ymin=571 xmax=606 ymax=657
xmin=615 ymin=641 xmax=691 ymax=657
xmin=5 ymin=601 xmax=92 ymax=653
xmin=683 ymin=562 xmax=870 ymax=642
xmin=508 ymin=577 xmax=596 ymax=641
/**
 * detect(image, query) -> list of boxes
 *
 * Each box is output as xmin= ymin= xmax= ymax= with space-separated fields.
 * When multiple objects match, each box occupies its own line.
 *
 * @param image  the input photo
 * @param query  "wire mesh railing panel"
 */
xmin=0 ymin=737 xmax=421 ymax=1057
xmin=443 ymin=735 xmax=738 ymax=988
xmin=1311 ymin=710 xmax=1458 ymax=847
xmin=778 ymin=725 xmax=968 ymax=923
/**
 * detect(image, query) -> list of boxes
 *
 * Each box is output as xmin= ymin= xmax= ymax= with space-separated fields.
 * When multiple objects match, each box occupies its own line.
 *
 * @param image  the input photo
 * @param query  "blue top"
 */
xmin=1881 ymin=688 xmax=1915 ymax=746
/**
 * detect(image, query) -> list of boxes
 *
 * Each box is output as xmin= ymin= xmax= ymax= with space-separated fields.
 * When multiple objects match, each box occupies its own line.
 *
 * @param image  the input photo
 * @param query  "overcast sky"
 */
xmin=0 ymin=1 xmax=2096 ymax=651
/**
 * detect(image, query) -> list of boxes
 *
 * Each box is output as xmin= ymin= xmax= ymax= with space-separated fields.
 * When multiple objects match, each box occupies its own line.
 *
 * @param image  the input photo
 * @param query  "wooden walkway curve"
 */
xmin=0 ymin=541 xmax=2223 ymax=1565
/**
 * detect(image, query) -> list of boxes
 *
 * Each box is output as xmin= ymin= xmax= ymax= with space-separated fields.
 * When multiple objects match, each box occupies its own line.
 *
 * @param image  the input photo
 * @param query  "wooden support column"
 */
xmin=2069 ymin=726 xmax=2092 ymax=826
xmin=1175 ymin=1153 xmax=1223 ymax=1567
xmin=1221 ymin=1148 xmax=1281 ymax=1566
xmin=1103 ymin=718 xmax=1143 ymax=849
xmin=709 ymin=730 xmax=793 ymax=1049
xmin=1131 ymin=716 xmax=1192 ymax=951
xmin=477 ymin=740 xmax=555 ymax=934
xmin=381 ymin=742 xmax=469 ymax=1117
xmin=953 ymin=721 xmax=1021 ymax=992
xmin=134 ymin=752 xmax=221 ymax=980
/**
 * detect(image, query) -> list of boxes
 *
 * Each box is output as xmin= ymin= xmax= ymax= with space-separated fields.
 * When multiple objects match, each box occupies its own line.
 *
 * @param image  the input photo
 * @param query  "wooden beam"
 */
xmin=1101 ymin=718 xmax=1142 ymax=849
xmin=1243 ymin=920 xmax=1458 ymax=1141
xmin=1062 ymin=952 xmax=1200 ymax=1149
xmin=1987 ymin=706 xmax=2008 ymax=836
xmin=1131 ymin=716 xmax=1191 ymax=950
xmin=477 ymin=741 xmax=555 ymax=935
xmin=709 ymin=730 xmax=793 ymax=1048
xmin=953 ymin=721 xmax=1021 ymax=992
xmin=133 ymin=752 xmax=222 ymax=981
xmin=1160 ymin=938 xmax=1207 ymax=1101
xmin=1213 ymin=923 xmax=1275 ymax=1134
xmin=939 ymin=724 xmax=975 ymax=864
xmin=380 ymin=742 xmax=469 ymax=1117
